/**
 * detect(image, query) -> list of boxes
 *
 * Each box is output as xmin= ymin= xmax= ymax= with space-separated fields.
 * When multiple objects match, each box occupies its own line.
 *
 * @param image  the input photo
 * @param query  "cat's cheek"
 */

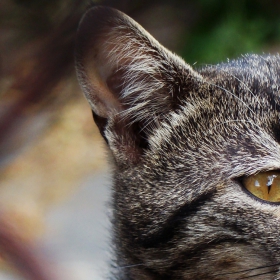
xmin=216 ymin=181 xmax=280 ymax=221
xmin=182 ymin=243 xmax=273 ymax=280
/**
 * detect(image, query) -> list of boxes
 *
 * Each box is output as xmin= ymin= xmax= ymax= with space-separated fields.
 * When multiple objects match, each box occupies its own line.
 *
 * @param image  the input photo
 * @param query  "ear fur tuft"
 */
xmin=75 ymin=6 xmax=203 ymax=162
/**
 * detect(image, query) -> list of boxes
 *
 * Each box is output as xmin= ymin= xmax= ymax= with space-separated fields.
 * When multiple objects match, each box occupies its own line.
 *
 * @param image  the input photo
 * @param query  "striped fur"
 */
xmin=76 ymin=6 xmax=280 ymax=280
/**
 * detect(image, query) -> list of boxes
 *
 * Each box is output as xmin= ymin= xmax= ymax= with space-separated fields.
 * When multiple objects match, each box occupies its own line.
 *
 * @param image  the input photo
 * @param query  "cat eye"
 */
xmin=242 ymin=171 xmax=280 ymax=203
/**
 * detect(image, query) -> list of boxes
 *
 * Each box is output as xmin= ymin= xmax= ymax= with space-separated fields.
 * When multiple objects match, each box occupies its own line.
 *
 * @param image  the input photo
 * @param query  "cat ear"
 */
xmin=75 ymin=6 xmax=203 ymax=162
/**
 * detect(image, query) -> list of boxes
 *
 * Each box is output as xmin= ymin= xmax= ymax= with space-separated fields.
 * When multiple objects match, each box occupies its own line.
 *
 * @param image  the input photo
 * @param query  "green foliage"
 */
xmin=5 ymin=0 xmax=280 ymax=65
xmin=180 ymin=0 xmax=280 ymax=65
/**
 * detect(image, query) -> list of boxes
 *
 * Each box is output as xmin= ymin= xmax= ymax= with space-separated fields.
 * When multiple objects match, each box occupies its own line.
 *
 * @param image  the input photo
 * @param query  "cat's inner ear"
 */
xmin=75 ymin=6 xmax=203 ymax=160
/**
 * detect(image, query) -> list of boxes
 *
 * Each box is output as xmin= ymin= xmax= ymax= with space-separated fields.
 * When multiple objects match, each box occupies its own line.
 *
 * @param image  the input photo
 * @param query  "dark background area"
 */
xmin=0 ymin=0 xmax=280 ymax=279
xmin=1 ymin=0 xmax=280 ymax=165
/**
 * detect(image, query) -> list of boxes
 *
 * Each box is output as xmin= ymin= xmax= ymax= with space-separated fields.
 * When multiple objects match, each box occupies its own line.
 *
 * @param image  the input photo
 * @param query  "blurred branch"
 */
xmin=0 ymin=1 xmax=87 ymax=165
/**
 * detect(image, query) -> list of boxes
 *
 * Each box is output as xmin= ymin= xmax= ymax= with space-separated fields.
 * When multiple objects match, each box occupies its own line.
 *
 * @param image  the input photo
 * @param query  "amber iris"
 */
xmin=243 ymin=171 xmax=280 ymax=202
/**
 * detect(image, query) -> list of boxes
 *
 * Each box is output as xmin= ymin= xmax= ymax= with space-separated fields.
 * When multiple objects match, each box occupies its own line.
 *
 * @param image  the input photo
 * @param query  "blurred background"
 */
xmin=0 ymin=0 xmax=280 ymax=279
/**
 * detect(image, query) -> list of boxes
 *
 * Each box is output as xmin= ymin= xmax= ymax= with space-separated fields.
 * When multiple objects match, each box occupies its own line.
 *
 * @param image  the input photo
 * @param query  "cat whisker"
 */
xmin=204 ymin=80 xmax=256 ymax=116
xmin=116 ymin=263 xmax=145 ymax=269
xmin=217 ymin=68 xmax=264 ymax=113
xmin=237 ymin=269 xmax=278 ymax=279
xmin=212 ymin=262 xmax=280 ymax=277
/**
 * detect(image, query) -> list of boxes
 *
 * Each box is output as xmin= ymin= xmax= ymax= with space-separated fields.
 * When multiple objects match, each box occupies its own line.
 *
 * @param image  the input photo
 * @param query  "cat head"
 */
xmin=75 ymin=6 xmax=280 ymax=279
xmin=75 ymin=6 xmax=280 ymax=173
xmin=75 ymin=6 xmax=206 ymax=165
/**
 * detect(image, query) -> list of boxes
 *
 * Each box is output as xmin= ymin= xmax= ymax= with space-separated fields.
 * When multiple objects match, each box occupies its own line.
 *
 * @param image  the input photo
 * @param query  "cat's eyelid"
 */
xmin=233 ymin=166 xmax=280 ymax=180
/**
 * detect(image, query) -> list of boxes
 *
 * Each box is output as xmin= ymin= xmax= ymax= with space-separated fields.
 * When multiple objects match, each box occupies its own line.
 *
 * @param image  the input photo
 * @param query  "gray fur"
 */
xmin=75 ymin=6 xmax=280 ymax=280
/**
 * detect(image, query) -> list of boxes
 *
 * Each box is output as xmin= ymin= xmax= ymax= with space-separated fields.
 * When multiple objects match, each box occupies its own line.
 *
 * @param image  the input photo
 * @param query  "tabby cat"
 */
xmin=75 ymin=6 xmax=280 ymax=280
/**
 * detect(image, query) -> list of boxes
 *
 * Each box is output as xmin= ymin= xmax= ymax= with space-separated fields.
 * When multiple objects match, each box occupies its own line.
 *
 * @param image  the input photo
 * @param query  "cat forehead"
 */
xmin=149 ymin=54 xmax=280 ymax=152
xmin=202 ymin=54 xmax=280 ymax=94
xmin=200 ymin=54 xmax=280 ymax=117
